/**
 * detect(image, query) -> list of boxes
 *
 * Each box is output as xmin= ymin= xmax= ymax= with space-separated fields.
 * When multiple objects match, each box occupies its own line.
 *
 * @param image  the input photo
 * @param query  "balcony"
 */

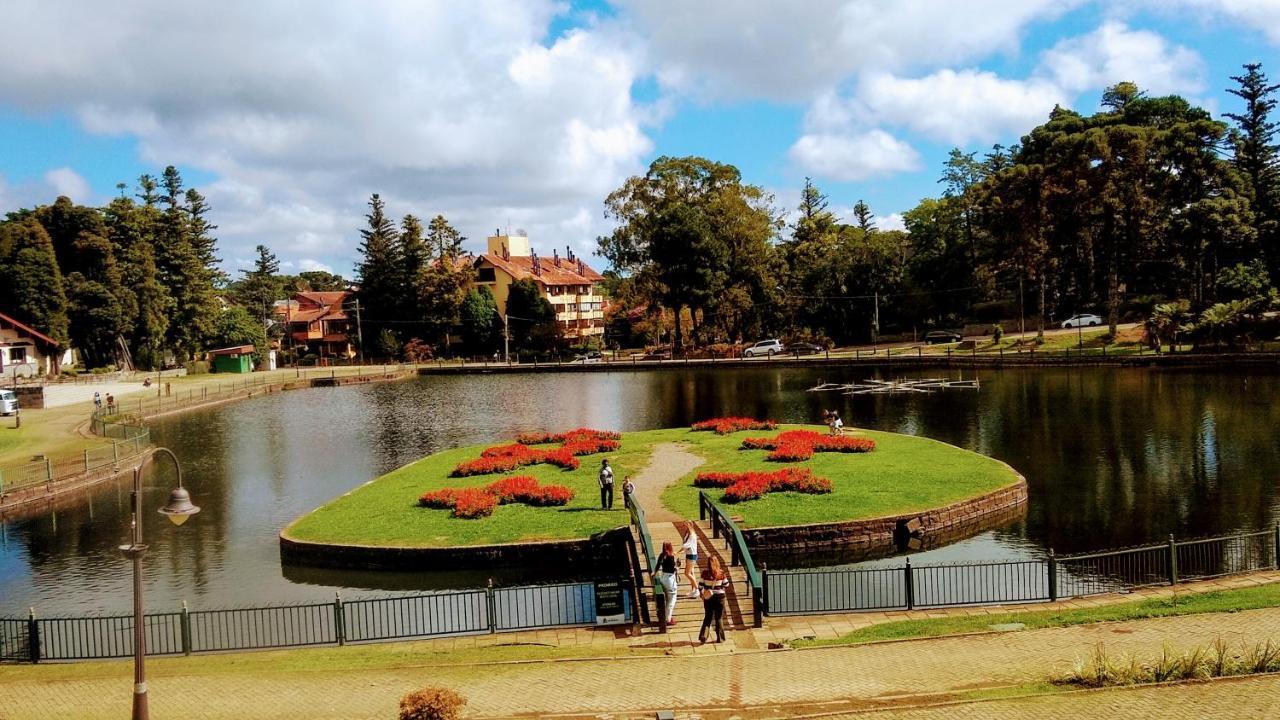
xmin=291 ymin=330 xmax=322 ymax=342
xmin=556 ymin=310 xmax=604 ymax=322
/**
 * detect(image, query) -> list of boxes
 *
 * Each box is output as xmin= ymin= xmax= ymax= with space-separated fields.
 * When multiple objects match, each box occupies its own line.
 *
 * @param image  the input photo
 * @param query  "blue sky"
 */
xmin=0 ymin=1 xmax=1276 ymax=275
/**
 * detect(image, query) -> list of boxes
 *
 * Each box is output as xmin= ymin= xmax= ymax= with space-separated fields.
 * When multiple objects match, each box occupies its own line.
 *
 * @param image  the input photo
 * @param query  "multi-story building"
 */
xmin=275 ymin=291 xmax=356 ymax=360
xmin=471 ymin=232 xmax=606 ymax=341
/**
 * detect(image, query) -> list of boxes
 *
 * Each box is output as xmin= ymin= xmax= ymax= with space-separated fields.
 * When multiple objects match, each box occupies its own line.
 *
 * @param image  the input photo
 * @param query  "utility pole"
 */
xmin=873 ymin=291 xmax=880 ymax=344
xmin=353 ymin=298 xmax=365 ymax=364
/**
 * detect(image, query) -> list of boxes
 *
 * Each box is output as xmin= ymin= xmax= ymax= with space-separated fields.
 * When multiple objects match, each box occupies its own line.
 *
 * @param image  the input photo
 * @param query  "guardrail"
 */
xmin=0 ymin=415 xmax=150 ymax=498
xmin=625 ymin=495 xmax=657 ymax=626
xmin=698 ymin=491 xmax=765 ymax=628
xmin=1 ymin=581 xmax=616 ymax=663
xmin=765 ymin=527 xmax=1280 ymax=616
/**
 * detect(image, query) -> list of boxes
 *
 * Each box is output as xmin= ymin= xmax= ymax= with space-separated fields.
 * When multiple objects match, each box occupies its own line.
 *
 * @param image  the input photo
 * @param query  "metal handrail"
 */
xmin=627 ymin=496 xmax=657 ymax=574
xmin=698 ymin=491 xmax=762 ymax=589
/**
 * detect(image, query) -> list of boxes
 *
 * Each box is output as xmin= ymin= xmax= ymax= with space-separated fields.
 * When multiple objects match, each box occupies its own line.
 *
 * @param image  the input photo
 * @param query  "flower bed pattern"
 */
xmin=452 ymin=429 xmax=620 ymax=476
xmin=692 ymin=467 xmax=832 ymax=503
xmin=691 ymin=417 xmax=779 ymax=435
xmin=419 ymin=475 xmax=575 ymax=519
xmin=741 ymin=429 xmax=876 ymax=462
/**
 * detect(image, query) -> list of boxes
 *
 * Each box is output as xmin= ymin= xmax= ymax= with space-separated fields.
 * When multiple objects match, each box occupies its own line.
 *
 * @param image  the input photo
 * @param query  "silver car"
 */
xmin=1061 ymin=313 xmax=1102 ymax=329
xmin=744 ymin=339 xmax=783 ymax=357
xmin=0 ymin=389 xmax=17 ymax=415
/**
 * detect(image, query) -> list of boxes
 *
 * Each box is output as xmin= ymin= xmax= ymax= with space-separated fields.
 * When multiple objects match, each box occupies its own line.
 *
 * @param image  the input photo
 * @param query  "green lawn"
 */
xmin=285 ymin=424 xmax=1018 ymax=547
xmin=791 ymin=582 xmax=1280 ymax=648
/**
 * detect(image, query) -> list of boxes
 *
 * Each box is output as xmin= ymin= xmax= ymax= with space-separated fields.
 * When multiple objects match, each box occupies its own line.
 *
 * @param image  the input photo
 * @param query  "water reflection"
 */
xmin=2 ymin=367 xmax=1278 ymax=614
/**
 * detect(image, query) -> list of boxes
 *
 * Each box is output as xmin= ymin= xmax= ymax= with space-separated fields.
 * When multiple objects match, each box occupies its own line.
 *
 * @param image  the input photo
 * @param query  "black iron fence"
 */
xmin=766 ymin=527 xmax=1280 ymax=616
xmin=1 ymin=581 xmax=620 ymax=663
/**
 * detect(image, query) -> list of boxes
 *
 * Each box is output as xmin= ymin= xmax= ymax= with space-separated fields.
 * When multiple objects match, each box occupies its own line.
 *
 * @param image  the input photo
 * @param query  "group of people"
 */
xmin=821 ymin=409 xmax=845 ymax=435
xmin=92 ymin=391 xmax=116 ymax=413
xmin=652 ymin=526 xmax=730 ymax=644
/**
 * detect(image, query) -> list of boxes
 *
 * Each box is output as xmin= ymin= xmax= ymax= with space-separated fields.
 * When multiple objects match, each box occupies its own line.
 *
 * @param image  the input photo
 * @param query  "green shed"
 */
xmin=208 ymin=345 xmax=256 ymax=374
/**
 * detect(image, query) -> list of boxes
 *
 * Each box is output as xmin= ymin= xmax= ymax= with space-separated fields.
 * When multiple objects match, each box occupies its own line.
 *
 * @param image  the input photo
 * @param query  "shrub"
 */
xmin=516 ymin=431 xmax=562 ymax=445
xmin=767 ymin=442 xmax=814 ymax=462
xmin=418 ymin=488 xmax=459 ymax=509
xmin=695 ymin=467 xmax=832 ymax=503
xmin=452 ymin=488 xmax=497 ymax=519
xmin=562 ymin=437 xmax=620 ymax=456
xmin=399 ymin=687 xmax=466 ymax=720
xmin=691 ymin=417 xmax=778 ymax=435
xmin=486 ymin=475 xmax=541 ymax=504
xmin=741 ymin=430 xmax=875 ymax=458
xmin=451 ymin=455 xmax=527 ymax=477
xmin=541 ymin=447 xmax=580 ymax=470
xmin=527 ymin=485 xmax=574 ymax=506
xmin=693 ymin=472 xmax=740 ymax=488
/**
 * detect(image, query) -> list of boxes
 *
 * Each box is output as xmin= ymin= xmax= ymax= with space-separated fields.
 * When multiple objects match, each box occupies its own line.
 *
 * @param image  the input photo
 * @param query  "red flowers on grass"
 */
xmin=453 ymin=428 xmax=618 ymax=476
xmin=691 ymin=417 xmax=779 ymax=435
xmin=693 ymin=467 xmax=832 ymax=503
xmin=740 ymin=429 xmax=875 ymax=461
xmin=419 ymin=475 xmax=575 ymax=519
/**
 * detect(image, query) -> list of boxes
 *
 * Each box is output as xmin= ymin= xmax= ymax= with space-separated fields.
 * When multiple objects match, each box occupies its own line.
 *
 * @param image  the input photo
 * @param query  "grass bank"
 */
xmin=791 ymin=582 xmax=1280 ymax=648
xmin=285 ymin=424 xmax=1017 ymax=547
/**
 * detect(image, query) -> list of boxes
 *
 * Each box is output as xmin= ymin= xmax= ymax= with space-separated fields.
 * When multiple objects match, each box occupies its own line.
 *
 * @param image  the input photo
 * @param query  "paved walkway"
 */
xmin=4 ymin=597 xmax=1280 ymax=718
xmin=630 ymin=442 xmax=703 ymax=522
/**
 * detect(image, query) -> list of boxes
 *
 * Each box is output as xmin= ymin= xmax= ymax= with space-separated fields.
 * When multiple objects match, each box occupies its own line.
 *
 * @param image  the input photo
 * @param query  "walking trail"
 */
xmin=5 ymin=604 xmax=1280 ymax=719
xmin=629 ymin=441 xmax=703 ymax=522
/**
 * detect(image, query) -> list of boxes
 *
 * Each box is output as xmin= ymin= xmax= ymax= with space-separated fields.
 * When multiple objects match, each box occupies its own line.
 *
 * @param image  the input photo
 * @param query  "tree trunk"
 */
xmin=1037 ymin=276 xmax=1046 ymax=339
xmin=672 ymin=305 xmax=683 ymax=354
xmin=1107 ymin=260 xmax=1120 ymax=337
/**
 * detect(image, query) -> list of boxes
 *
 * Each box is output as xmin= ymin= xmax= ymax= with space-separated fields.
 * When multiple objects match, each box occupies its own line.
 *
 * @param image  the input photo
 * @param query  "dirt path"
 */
xmin=629 ymin=442 xmax=704 ymax=521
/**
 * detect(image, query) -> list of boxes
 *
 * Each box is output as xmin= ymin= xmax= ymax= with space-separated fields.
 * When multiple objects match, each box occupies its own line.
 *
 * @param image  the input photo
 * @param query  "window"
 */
xmin=476 ymin=267 xmax=496 ymax=283
xmin=10 ymin=347 xmax=27 ymax=363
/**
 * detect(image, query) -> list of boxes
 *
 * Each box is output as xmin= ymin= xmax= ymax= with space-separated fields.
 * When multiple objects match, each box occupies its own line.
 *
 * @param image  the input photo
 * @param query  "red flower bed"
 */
xmin=516 ymin=431 xmax=561 ymax=445
xmin=562 ymin=437 xmax=621 ymax=456
xmin=693 ymin=467 xmax=832 ymax=503
xmin=691 ymin=417 xmax=778 ymax=435
xmin=453 ymin=488 xmax=498 ymax=519
xmin=540 ymin=447 xmax=581 ymax=470
xmin=516 ymin=428 xmax=621 ymax=445
xmin=457 ymin=428 xmax=619 ymax=475
xmin=451 ymin=455 xmax=529 ymax=477
xmin=740 ymin=429 xmax=875 ymax=461
xmin=419 ymin=475 xmax=574 ymax=518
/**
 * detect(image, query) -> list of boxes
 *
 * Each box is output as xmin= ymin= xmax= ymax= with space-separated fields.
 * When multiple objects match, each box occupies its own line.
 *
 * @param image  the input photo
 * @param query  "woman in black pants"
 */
xmin=698 ymin=557 xmax=730 ymax=644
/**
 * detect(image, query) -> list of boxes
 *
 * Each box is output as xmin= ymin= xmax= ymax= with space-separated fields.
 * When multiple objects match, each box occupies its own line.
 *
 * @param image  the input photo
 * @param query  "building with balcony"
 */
xmin=275 ymin=291 xmax=356 ymax=360
xmin=471 ymin=232 xmax=606 ymax=340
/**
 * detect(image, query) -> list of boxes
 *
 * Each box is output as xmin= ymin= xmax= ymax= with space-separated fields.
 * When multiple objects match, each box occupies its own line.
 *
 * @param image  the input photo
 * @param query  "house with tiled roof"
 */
xmin=274 ymin=291 xmax=356 ymax=360
xmin=0 ymin=310 xmax=73 ymax=376
xmin=471 ymin=232 xmax=606 ymax=340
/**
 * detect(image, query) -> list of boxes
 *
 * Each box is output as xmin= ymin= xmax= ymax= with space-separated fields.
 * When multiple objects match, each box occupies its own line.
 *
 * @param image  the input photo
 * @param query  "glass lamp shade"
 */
xmin=158 ymin=486 xmax=200 ymax=526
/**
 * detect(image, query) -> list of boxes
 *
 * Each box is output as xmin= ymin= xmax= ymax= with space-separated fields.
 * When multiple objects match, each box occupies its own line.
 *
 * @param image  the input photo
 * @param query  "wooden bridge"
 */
xmin=630 ymin=517 xmax=759 ymax=632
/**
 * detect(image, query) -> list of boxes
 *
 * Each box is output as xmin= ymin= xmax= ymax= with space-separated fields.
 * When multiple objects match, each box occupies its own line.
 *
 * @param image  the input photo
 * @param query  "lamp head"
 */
xmin=158 ymin=486 xmax=200 ymax=527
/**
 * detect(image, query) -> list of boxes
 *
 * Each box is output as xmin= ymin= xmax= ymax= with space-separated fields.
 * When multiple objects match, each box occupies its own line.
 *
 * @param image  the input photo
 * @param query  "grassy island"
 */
xmin=283 ymin=424 xmax=1020 ymax=549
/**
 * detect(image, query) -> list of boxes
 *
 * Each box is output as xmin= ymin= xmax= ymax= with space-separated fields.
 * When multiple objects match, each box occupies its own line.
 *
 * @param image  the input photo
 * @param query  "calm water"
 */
xmin=2 ymin=367 xmax=1278 ymax=614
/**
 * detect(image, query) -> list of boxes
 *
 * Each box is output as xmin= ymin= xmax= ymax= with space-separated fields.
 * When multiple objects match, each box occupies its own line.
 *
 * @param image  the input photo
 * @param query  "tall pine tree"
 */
xmin=0 ymin=219 xmax=70 ymax=348
xmin=355 ymin=193 xmax=402 ymax=351
xmin=1227 ymin=63 xmax=1280 ymax=280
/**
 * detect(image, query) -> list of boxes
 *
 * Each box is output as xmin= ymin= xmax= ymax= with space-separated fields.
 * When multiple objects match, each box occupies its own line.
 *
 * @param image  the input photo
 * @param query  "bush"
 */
xmin=418 ymin=488 xmax=459 ymax=509
xmin=60 ymin=367 xmax=79 ymax=377
xmin=399 ymin=687 xmax=466 ymax=720
xmin=417 ymin=476 xmax=574 ymax=517
xmin=740 ymin=430 xmax=875 ymax=458
xmin=693 ymin=467 xmax=832 ymax=502
xmin=691 ymin=417 xmax=778 ymax=435
xmin=452 ymin=488 xmax=497 ymax=519
xmin=184 ymin=360 xmax=210 ymax=376
xmin=90 ymin=366 xmax=115 ymax=374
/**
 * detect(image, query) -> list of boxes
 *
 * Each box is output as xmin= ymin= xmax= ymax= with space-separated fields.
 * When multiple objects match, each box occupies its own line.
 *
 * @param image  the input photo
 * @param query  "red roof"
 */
xmin=207 ymin=345 xmax=257 ymax=356
xmin=476 ymin=253 xmax=604 ymax=287
xmin=275 ymin=291 xmax=350 ymax=322
xmin=0 ymin=310 xmax=60 ymax=348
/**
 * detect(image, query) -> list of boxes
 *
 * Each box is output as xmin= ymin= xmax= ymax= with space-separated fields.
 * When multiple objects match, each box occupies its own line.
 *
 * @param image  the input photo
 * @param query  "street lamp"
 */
xmin=118 ymin=447 xmax=200 ymax=720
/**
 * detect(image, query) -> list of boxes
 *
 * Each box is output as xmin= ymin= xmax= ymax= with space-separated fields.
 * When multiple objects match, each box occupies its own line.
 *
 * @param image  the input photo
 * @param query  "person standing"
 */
xmin=93 ymin=392 xmax=102 ymax=411
xmin=653 ymin=541 xmax=679 ymax=626
xmin=698 ymin=557 xmax=730 ymax=644
xmin=598 ymin=459 xmax=615 ymax=509
xmin=832 ymin=411 xmax=845 ymax=436
xmin=622 ymin=475 xmax=636 ymax=509
xmin=681 ymin=524 xmax=699 ymax=597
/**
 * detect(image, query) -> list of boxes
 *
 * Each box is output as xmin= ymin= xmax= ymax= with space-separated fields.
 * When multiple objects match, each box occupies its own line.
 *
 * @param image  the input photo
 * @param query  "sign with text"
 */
xmin=594 ymin=579 xmax=628 ymax=625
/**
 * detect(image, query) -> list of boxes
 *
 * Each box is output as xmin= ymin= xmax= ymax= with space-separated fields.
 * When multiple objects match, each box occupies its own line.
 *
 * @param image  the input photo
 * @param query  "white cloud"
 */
xmin=1121 ymin=1 xmax=1280 ymax=44
xmin=298 ymin=259 xmax=334 ymax=274
xmin=1040 ymin=21 xmax=1206 ymax=96
xmin=789 ymin=130 xmax=921 ymax=182
xmin=42 ymin=168 xmax=91 ymax=202
xmin=879 ymin=212 xmax=907 ymax=232
xmin=615 ymin=0 xmax=1080 ymax=101
xmin=0 ymin=1 xmax=652 ymax=273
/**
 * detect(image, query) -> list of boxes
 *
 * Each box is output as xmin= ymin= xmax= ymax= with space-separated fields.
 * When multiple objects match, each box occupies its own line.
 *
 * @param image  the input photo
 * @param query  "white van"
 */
xmin=0 ymin=389 xmax=17 ymax=416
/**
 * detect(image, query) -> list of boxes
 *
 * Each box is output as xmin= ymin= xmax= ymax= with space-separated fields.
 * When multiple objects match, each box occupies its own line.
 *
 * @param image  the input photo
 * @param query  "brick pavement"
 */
xmin=4 ymin=603 xmax=1280 ymax=719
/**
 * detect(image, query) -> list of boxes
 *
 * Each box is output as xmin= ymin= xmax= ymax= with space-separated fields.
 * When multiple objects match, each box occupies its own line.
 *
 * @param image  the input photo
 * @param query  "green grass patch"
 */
xmin=791 ymin=582 xmax=1280 ymax=648
xmin=286 ymin=424 xmax=1017 ymax=547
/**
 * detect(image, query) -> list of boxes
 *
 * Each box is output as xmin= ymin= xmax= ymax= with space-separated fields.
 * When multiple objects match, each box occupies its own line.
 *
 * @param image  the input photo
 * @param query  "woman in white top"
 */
xmin=681 ymin=524 xmax=699 ymax=598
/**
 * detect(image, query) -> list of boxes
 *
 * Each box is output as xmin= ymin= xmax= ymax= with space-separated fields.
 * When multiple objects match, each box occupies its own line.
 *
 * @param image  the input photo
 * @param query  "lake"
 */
xmin=2 ymin=366 xmax=1277 ymax=614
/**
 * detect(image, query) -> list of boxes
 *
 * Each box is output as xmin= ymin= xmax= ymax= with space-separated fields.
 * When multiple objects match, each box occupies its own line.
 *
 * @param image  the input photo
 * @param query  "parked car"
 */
xmin=1061 ymin=313 xmax=1102 ymax=329
xmin=571 ymin=351 xmax=603 ymax=364
xmin=636 ymin=346 xmax=672 ymax=361
xmin=785 ymin=341 xmax=823 ymax=356
xmin=744 ymin=339 xmax=784 ymax=357
xmin=0 ymin=389 xmax=17 ymax=416
xmin=924 ymin=330 xmax=963 ymax=345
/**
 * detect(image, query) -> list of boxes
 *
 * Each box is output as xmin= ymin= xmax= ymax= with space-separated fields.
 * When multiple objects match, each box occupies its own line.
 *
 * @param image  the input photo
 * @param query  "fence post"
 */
xmin=1167 ymin=534 xmax=1178 ymax=585
xmin=84 ymin=449 xmax=89 ymax=472
xmin=113 ymin=440 xmax=119 ymax=464
xmin=756 ymin=563 xmax=767 ymax=627
xmin=656 ymin=590 xmax=667 ymax=634
xmin=180 ymin=601 xmax=192 ymax=655
xmin=45 ymin=458 xmax=52 ymax=483
xmin=486 ymin=579 xmax=497 ymax=633
xmin=27 ymin=609 xmax=39 ymax=663
xmin=333 ymin=593 xmax=345 ymax=646
xmin=904 ymin=558 xmax=915 ymax=610
xmin=1047 ymin=550 xmax=1058 ymax=602
xmin=1274 ymin=524 xmax=1280 ymax=569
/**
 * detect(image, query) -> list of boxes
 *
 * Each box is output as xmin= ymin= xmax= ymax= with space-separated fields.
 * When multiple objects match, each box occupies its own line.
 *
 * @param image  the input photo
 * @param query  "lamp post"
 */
xmin=119 ymin=447 xmax=200 ymax=720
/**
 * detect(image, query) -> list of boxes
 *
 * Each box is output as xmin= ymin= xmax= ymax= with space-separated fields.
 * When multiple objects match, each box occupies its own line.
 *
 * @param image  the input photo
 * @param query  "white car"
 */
xmin=744 ymin=339 xmax=783 ymax=358
xmin=1061 ymin=313 xmax=1102 ymax=329
xmin=0 ymin=389 xmax=17 ymax=416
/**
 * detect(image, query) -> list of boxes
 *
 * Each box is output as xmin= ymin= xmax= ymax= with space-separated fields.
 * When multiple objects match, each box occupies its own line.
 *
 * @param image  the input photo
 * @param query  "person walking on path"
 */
xmin=698 ymin=556 xmax=730 ymax=644
xmin=598 ymin=459 xmax=615 ymax=510
xmin=93 ymin=392 xmax=102 ymax=411
xmin=622 ymin=475 xmax=635 ymax=509
xmin=681 ymin=524 xmax=699 ymax=597
xmin=653 ymin=541 xmax=679 ymax=626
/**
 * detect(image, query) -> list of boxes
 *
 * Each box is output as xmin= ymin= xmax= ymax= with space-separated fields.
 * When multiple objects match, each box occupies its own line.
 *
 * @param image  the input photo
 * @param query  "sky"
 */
xmin=0 ymin=1 xmax=1277 ymax=278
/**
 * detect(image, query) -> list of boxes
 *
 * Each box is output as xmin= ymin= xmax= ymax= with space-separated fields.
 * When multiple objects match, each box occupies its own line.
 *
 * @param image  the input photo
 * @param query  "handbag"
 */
xmin=700 ymin=588 xmax=713 ymax=601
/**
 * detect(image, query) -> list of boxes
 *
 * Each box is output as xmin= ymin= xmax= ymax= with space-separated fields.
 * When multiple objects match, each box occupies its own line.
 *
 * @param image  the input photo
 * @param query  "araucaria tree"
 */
xmin=355 ymin=193 xmax=402 ymax=352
